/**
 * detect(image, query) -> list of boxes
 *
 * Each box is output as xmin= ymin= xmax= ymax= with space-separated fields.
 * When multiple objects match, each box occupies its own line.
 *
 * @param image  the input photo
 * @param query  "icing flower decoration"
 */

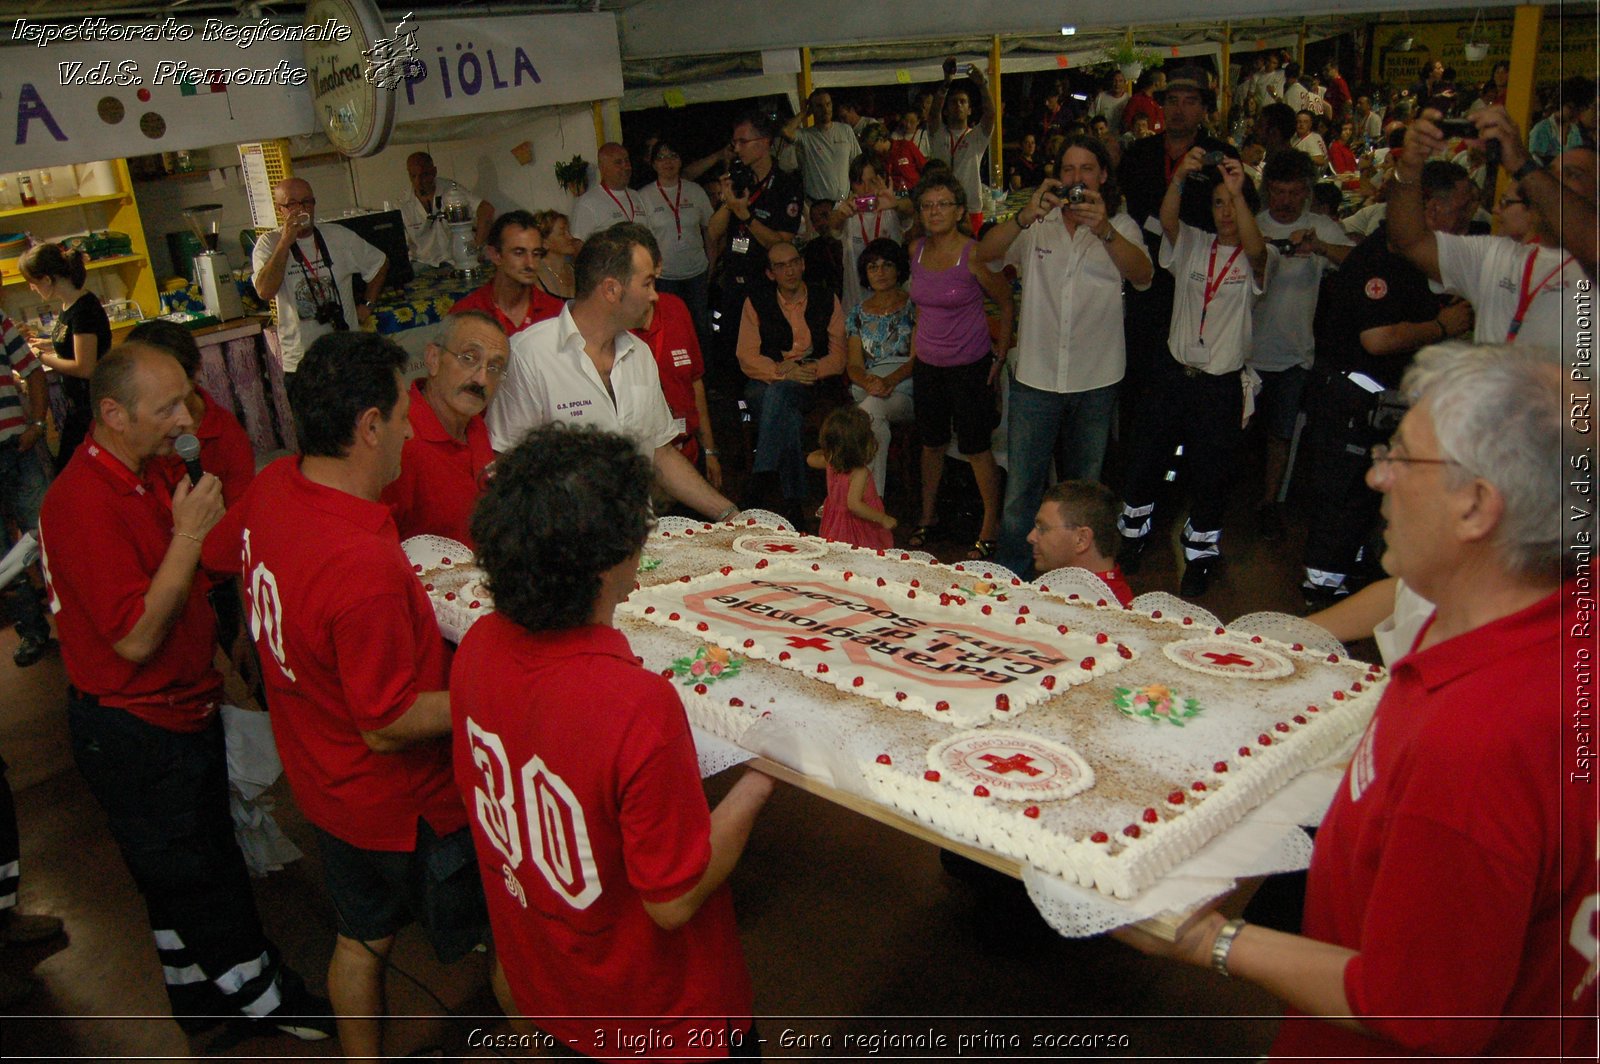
xmin=670 ymin=645 xmax=743 ymax=687
xmin=637 ymin=555 xmax=663 ymax=572
xmin=1113 ymin=684 xmax=1203 ymax=726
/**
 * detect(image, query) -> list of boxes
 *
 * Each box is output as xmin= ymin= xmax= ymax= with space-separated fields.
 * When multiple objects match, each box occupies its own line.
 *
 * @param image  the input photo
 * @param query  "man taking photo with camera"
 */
xmin=253 ymin=178 xmax=390 ymax=375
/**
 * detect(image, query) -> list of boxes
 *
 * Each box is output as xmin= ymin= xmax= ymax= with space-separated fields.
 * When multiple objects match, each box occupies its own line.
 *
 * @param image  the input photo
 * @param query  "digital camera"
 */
xmin=313 ymin=301 xmax=349 ymax=331
xmin=728 ymin=160 xmax=757 ymax=197
xmin=1065 ymin=183 xmax=1090 ymax=204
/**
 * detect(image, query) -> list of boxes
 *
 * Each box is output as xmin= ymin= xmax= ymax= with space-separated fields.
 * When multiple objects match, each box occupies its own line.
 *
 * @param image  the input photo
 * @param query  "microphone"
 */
xmin=174 ymin=434 xmax=204 ymax=486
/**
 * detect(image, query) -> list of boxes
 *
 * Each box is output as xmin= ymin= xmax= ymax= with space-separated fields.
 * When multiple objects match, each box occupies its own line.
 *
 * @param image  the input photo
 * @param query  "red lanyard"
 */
xmin=947 ymin=127 xmax=971 ymax=160
xmin=1506 ymin=247 xmax=1573 ymax=341
xmin=1198 ymin=239 xmax=1245 ymax=341
xmin=655 ymin=181 xmax=682 ymax=238
xmin=86 ymin=430 xmax=172 ymax=512
xmin=857 ymin=209 xmax=882 ymax=244
xmin=744 ymin=168 xmax=774 ymax=208
xmin=602 ymin=185 xmax=638 ymax=221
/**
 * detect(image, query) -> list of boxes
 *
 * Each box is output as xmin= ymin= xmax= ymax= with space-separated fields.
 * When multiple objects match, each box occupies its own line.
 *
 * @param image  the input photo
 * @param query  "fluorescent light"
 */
xmin=1060 ymin=25 xmax=1077 ymax=35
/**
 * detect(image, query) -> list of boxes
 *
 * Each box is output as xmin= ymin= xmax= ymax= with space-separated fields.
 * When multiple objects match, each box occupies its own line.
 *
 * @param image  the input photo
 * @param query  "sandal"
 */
xmin=907 ymin=523 xmax=938 ymax=548
xmin=967 ymin=539 xmax=998 ymax=561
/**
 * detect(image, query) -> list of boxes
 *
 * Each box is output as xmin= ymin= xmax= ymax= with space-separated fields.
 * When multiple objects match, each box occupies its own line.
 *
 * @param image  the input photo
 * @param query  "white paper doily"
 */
xmin=1131 ymin=592 xmax=1221 ymax=631
xmin=401 ymin=534 xmax=474 ymax=571
xmin=1034 ymin=567 xmax=1120 ymax=605
xmin=1230 ymin=611 xmax=1348 ymax=657
xmin=730 ymin=508 xmax=795 ymax=532
xmin=691 ymin=727 xmax=755 ymax=778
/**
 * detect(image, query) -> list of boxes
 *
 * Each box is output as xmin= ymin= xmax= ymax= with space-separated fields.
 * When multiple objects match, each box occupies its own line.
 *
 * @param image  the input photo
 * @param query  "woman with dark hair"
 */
xmin=976 ymin=133 xmax=1153 ymax=577
xmin=830 ymin=153 xmax=907 ymax=315
xmin=19 ymin=243 xmax=108 ymax=459
xmin=640 ymin=139 xmax=715 ymax=340
xmin=1469 ymin=61 xmax=1510 ymax=114
xmin=904 ymin=174 xmax=1013 ymax=558
xmin=530 ymin=209 xmax=581 ymax=300
xmin=1116 ymin=149 xmax=1271 ymax=598
xmin=844 ymin=237 xmax=915 ymax=497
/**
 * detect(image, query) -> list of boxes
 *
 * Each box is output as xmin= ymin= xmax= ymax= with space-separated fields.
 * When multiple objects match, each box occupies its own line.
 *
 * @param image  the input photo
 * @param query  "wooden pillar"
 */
xmin=1297 ymin=21 xmax=1307 ymax=67
xmin=1494 ymin=4 xmax=1544 ymax=225
xmin=800 ymin=47 xmax=813 ymax=120
xmin=990 ymin=35 xmax=1004 ymax=188
xmin=592 ymin=101 xmax=605 ymax=150
xmin=1220 ymin=24 xmax=1232 ymax=132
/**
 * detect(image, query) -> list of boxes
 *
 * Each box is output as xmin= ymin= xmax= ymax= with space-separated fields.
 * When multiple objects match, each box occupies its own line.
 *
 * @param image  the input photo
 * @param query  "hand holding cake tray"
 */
xmin=407 ymin=519 xmax=1381 ymax=934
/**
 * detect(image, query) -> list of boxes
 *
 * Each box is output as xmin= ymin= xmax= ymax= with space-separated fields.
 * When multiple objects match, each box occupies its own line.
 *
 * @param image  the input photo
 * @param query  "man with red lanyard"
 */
xmin=633 ymin=291 xmax=722 ymax=488
xmin=381 ymin=310 xmax=508 ymax=545
xmin=39 ymin=344 xmax=332 ymax=1042
xmin=1391 ymin=107 xmax=1589 ymax=349
xmin=571 ymin=143 xmax=641 ymax=241
xmin=450 ymin=210 xmax=564 ymax=336
xmin=928 ymin=55 xmax=996 ymax=231
xmin=706 ymin=112 xmax=804 ymax=384
xmin=207 ymin=333 xmax=486 ymax=1059
xmin=1120 ymin=345 xmax=1596 ymax=1061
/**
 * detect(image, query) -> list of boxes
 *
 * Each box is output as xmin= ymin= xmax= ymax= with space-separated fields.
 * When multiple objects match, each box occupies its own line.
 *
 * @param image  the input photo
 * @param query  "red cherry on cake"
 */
xmin=660 ymin=669 xmax=673 ymax=678
xmin=1041 ymin=676 xmax=1056 ymax=690
xmin=843 ymin=571 xmax=853 ymax=580
xmin=900 ymin=553 xmax=910 ymax=560
xmin=1332 ymin=690 xmax=1346 ymax=701
xmin=1090 ymin=831 xmax=1110 ymax=844
xmin=1117 ymin=644 xmax=1133 ymax=659
xmin=935 ymin=700 xmax=950 ymax=712
xmin=1293 ymin=715 xmax=1308 ymax=725
xmin=816 ymin=664 xmax=829 ymax=674
xmin=875 ymin=754 xmax=892 ymax=765
xmin=668 ymin=612 xmax=680 ymax=621
xmin=1291 ymin=642 xmax=1304 ymax=652
xmin=469 ymin=600 xmax=481 ymax=609
xmin=1151 ymin=610 xmax=1162 ymax=619
xmin=895 ymin=691 xmax=907 ymax=702
xmin=973 ymin=785 xmax=990 ymax=797
xmin=852 ymin=676 xmax=864 ymax=688
xmin=922 ymin=770 xmax=941 ymax=782
xmin=1275 ymin=722 xmax=1291 ymax=733
xmin=1307 ymin=704 xmax=1320 ymax=713
xmin=1123 ymin=825 xmax=1142 ymax=839
xmin=1015 ymin=617 xmax=1027 ymax=626
xmin=1351 ymin=681 xmax=1364 ymax=692
xmin=909 ymin=579 xmax=920 ymax=587
xmin=1192 ymin=781 xmax=1208 ymax=792
xmin=644 ymin=606 xmax=655 ymax=614
xmin=810 ymin=563 xmax=820 ymax=571
xmin=719 ymin=566 xmax=732 ymax=576
xmin=1080 ymin=657 xmax=1095 ymax=670
xmin=1095 ymin=632 xmax=1109 ymax=644
xmin=1018 ymin=605 xmax=1029 ymax=615
xmin=440 ymin=557 xmax=452 ymax=566
xmin=1258 ymin=734 xmax=1273 ymax=746
xmin=694 ymin=683 xmax=707 ymax=694
xmin=444 ymin=592 xmax=456 ymax=601
xmin=1057 ymin=625 xmax=1069 ymax=635
xmin=778 ymin=651 xmax=791 ymax=662
xmin=412 ymin=564 xmax=423 ymax=573
xmin=1097 ymin=598 xmax=1108 ymax=607
xmin=980 ymin=604 xmax=992 ymax=615
xmin=1182 ymin=617 xmax=1192 ymax=625
xmin=1023 ymin=806 xmax=1040 ymax=819
xmin=1326 ymin=653 xmax=1341 ymax=663
xmin=1214 ymin=627 xmax=1226 ymax=635
xmin=679 ymin=575 xmax=691 ymax=583
xmin=1141 ymin=807 xmax=1159 ymax=823
xmin=743 ymin=639 xmax=755 ymax=648
xmin=423 ymin=583 xmax=434 ymax=592
xmin=1238 ymin=747 xmax=1252 ymax=758
xmin=729 ymin=698 xmax=744 ymax=707
xmin=696 ymin=622 xmax=709 ymax=632
xmin=1214 ymin=761 xmax=1229 ymax=773
xmin=995 ymin=694 xmax=1010 ymax=712
xmin=756 ymin=559 xmax=769 ymax=569
xmin=876 ymin=577 xmax=887 ymax=587
xmin=1167 ymin=790 xmax=1186 ymax=805
xmin=1250 ymin=635 xmax=1263 ymax=643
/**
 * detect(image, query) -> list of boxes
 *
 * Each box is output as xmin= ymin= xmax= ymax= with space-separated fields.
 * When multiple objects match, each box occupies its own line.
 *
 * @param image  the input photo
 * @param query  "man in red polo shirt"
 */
xmin=453 ymin=424 xmax=773 ymax=1061
xmin=213 ymin=332 xmax=485 ymax=1059
xmin=633 ymin=290 xmax=722 ymax=487
xmin=39 ymin=343 xmax=331 ymax=1042
xmin=381 ymin=310 xmax=506 ymax=545
xmin=1117 ymin=345 xmax=1595 ymax=1058
xmin=448 ymin=210 xmax=563 ymax=336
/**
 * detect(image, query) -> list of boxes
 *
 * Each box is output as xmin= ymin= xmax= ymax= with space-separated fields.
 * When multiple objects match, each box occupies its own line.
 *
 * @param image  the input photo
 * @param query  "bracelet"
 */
xmin=704 ymin=448 xmax=720 ymax=457
xmin=174 ymin=530 xmax=203 ymax=545
xmin=1098 ymin=225 xmax=1116 ymax=243
xmin=713 ymin=504 xmax=739 ymax=523
xmin=1513 ymin=158 xmax=1542 ymax=181
xmin=1015 ymin=213 xmax=1034 ymax=230
xmin=1210 ymin=918 xmax=1246 ymax=976
xmin=1433 ymin=318 xmax=1448 ymax=342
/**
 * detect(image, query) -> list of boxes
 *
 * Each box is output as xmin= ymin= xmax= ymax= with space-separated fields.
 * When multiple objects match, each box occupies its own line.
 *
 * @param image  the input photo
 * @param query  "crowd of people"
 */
xmin=0 ymin=44 xmax=1594 ymax=1063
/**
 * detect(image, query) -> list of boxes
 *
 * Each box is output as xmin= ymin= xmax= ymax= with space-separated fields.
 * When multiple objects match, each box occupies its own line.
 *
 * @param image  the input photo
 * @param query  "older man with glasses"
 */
xmin=379 ymin=309 xmax=508 ymax=546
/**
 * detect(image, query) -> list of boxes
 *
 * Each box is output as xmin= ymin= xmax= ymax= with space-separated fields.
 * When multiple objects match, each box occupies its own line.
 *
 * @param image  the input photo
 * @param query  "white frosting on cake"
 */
xmin=731 ymin=533 xmax=830 ymax=560
xmin=923 ymin=730 xmax=1095 ymax=802
xmin=1162 ymin=637 xmax=1295 ymax=679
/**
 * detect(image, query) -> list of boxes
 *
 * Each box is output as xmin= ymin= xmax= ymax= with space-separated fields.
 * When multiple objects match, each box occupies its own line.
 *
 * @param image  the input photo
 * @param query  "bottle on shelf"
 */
xmin=17 ymin=173 xmax=37 ymax=208
xmin=0 ymin=175 xmax=15 ymax=210
xmin=36 ymin=170 xmax=55 ymax=203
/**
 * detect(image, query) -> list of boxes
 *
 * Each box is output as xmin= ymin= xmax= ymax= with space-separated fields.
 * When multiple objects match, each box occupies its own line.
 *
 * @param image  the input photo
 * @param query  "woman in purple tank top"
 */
xmin=905 ymin=174 xmax=1014 ymax=559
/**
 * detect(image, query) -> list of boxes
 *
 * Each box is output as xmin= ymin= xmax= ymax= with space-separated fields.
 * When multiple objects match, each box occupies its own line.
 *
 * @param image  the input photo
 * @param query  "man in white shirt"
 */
xmin=570 ymin=143 xmax=642 ymax=241
xmin=794 ymin=90 xmax=862 ymax=204
xmin=398 ymin=152 xmax=493 ymax=267
xmin=487 ymin=222 xmax=736 ymax=521
xmin=1254 ymin=52 xmax=1285 ymax=110
xmin=1390 ymin=109 xmax=1590 ymax=350
xmin=252 ymin=178 xmax=389 ymax=374
xmin=1247 ymin=149 xmax=1353 ymax=539
xmin=976 ymin=140 xmax=1153 ymax=577
xmin=928 ymin=56 xmax=996 ymax=226
xmin=1282 ymin=62 xmax=1313 ymax=116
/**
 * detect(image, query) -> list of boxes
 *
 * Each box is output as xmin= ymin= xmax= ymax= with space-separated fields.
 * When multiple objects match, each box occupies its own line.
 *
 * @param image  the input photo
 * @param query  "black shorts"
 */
xmin=912 ymin=354 xmax=998 ymax=454
xmin=312 ymin=818 xmax=488 ymax=964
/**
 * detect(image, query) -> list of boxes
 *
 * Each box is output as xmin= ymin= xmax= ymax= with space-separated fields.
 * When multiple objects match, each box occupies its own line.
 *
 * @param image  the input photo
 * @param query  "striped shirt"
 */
xmin=0 ymin=316 xmax=42 ymax=445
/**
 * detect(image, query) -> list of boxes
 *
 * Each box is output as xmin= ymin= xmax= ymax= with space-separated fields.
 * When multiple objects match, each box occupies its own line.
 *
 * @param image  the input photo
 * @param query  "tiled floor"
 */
xmin=2 ymin=414 xmax=1357 ymax=1060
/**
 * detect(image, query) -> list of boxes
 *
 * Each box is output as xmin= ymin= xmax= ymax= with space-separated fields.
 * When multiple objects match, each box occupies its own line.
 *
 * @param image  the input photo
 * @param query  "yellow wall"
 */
xmin=1370 ymin=15 xmax=1596 ymax=92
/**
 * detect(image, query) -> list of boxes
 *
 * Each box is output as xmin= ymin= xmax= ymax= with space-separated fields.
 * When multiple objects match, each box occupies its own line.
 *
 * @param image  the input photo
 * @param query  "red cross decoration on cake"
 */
xmin=785 ymin=636 xmax=834 ymax=651
xmin=927 ymin=731 xmax=1095 ymax=800
xmin=731 ymin=533 xmax=828 ymax=559
xmin=1163 ymin=638 xmax=1295 ymax=680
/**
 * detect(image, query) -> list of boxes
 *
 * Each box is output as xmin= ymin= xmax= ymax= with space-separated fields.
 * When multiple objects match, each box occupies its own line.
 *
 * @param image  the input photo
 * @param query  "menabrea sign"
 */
xmin=304 ymin=0 xmax=392 ymax=157
xmin=1 ymin=33 xmax=315 ymax=168
xmin=393 ymin=11 xmax=622 ymax=122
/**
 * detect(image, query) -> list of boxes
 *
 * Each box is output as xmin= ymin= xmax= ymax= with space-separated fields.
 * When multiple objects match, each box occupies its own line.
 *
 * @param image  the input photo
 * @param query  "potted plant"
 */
xmin=1101 ymin=41 xmax=1163 ymax=83
xmin=555 ymin=154 xmax=589 ymax=198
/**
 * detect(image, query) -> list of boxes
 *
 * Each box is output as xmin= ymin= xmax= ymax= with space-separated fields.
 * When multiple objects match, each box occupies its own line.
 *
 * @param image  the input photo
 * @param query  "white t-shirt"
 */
xmin=1342 ymin=201 xmax=1387 ymax=238
xmin=639 ymin=180 xmax=714 ymax=281
xmin=570 ymin=183 xmax=643 ymax=241
xmin=1249 ymin=209 xmax=1352 ymax=372
xmin=840 ymin=206 xmax=905 ymax=316
xmin=1254 ymin=70 xmax=1285 ymax=108
xmin=930 ymin=117 xmax=994 ymax=216
xmin=1291 ymin=132 xmax=1328 ymax=163
xmin=1005 ymin=209 xmax=1150 ymax=393
xmin=1093 ymin=91 xmax=1130 ymax=135
xmin=1359 ymin=110 xmax=1384 ymax=142
xmin=1435 ymin=232 xmax=1586 ymax=350
xmin=486 ymin=303 xmax=675 ymax=456
xmin=398 ymin=182 xmax=483 ymax=266
xmin=1283 ymin=81 xmax=1313 ymax=115
xmin=795 ymin=122 xmax=861 ymax=203
xmin=252 ymin=224 xmax=388 ymax=372
xmin=1160 ymin=222 xmax=1274 ymax=375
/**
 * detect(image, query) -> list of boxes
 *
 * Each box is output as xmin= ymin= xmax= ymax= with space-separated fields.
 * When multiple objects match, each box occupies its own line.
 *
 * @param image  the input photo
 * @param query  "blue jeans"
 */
xmin=744 ymin=377 xmax=813 ymax=501
xmin=996 ymin=378 xmax=1118 ymax=576
xmin=0 ymin=440 xmax=51 ymax=643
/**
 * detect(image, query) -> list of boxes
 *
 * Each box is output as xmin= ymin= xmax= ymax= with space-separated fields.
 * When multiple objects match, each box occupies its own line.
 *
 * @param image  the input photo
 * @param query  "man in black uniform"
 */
xmin=1116 ymin=67 xmax=1235 ymax=456
xmin=707 ymin=111 xmax=804 ymax=388
xmin=1300 ymin=160 xmax=1477 ymax=608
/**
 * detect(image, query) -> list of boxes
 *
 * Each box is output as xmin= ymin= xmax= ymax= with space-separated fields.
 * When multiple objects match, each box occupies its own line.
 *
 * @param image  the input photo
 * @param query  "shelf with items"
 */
xmin=0 ymin=159 xmax=160 ymax=329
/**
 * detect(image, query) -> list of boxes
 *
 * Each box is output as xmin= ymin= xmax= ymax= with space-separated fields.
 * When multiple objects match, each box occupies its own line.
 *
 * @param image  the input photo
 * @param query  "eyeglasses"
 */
xmin=445 ymin=346 xmax=506 ymax=378
xmin=920 ymin=199 xmax=959 ymax=212
xmin=768 ymin=256 xmax=804 ymax=270
xmin=654 ymin=150 xmax=680 ymax=161
xmin=1369 ymin=443 xmax=1457 ymax=470
xmin=277 ymin=197 xmax=316 ymax=209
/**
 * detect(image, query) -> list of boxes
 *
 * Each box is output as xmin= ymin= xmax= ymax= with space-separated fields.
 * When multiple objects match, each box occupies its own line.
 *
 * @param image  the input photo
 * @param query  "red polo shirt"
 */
xmin=450 ymin=281 xmax=563 ymax=336
xmin=234 ymin=457 xmax=464 ymax=851
xmin=632 ymin=291 xmax=703 ymax=460
xmin=380 ymin=380 xmax=494 ymax=547
xmin=452 ymin=616 xmax=753 ymax=1059
xmin=39 ymin=429 xmax=222 ymax=732
xmin=152 ymin=387 xmax=257 ymax=507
